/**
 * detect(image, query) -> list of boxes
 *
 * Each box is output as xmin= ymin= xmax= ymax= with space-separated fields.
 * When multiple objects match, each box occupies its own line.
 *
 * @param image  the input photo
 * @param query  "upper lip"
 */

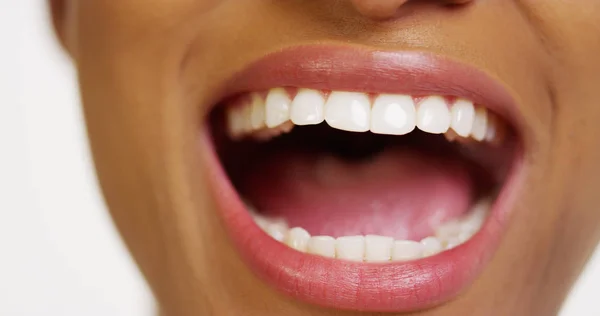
xmin=204 ymin=45 xmax=526 ymax=312
xmin=216 ymin=45 xmax=524 ymax=138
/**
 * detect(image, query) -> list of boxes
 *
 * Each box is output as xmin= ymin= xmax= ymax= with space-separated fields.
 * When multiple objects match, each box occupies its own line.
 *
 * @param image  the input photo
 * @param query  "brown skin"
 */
xmin=50 ymin=0 xmax=600 ymax=315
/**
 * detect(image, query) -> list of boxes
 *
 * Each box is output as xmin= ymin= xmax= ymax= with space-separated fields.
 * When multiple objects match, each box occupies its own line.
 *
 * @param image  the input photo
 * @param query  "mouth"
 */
xmin=202 ymin=46 xmax=526 ymax=312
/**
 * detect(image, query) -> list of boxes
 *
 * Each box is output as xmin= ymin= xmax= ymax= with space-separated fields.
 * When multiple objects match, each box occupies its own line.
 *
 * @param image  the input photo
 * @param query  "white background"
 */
xmin=2 ymin=1 xmax=599 ymax=315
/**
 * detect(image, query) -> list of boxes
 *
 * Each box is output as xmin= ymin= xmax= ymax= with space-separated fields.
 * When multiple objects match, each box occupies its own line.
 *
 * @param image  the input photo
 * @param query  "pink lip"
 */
xmin=203 ymin=45 xmax=526 ymax=312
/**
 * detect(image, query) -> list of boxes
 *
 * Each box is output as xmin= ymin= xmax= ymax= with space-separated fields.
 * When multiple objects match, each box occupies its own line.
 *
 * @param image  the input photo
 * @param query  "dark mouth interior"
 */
xmin=211 ymin=105 xmax=518 ymax=240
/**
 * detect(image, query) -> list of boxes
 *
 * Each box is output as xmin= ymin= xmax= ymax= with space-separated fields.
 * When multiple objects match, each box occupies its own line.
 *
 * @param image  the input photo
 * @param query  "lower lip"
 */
xmin=203 ymin=130 xmax=524 ymax=312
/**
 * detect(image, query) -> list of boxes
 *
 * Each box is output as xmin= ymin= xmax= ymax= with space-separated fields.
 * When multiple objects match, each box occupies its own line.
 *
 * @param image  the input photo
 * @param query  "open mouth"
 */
xmin=203 ymin=46 xmax=526 ymax=312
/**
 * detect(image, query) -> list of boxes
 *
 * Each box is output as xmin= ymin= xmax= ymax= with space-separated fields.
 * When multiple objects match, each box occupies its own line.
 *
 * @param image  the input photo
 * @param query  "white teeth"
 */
xmin=250 ymin=93 xmax=266 ymax=130
xmin=307 ymin=236 xmax=336 ymax=258
xmin=417 ymin=96 xmax=451 ymax=134
xmin=484 ymin=112 xmax=505 ymax=144
xmin=265 ymin=88 xmax=292 ymax=128
xmin=364 ymin=235 xmax=394 ymax=262
xmin=285 ymin=227 xmax=311 ymax=252
xmin=253 ymin=215 xmax=271 ymax=231
xmin=226 ymin=106 xmax=246 ymax=139
xmin=241 ymin=103 xmax=254 ymax=133
xmin=265 ymin=222 xmax=288 ymax=242
xmin=290 ymin=88 xmax=325 ymax=125
xmin=324 ymin=91 xmax=371 ymax=132
xmin=420 ymin=237 xmax=443 ymax=257
xmin=458 ymin=231 xmax=474 ymax=243
xmin=370 ymin=94 xmax=416 ymax=135
xmin=391 ymin=240 xmax=423 ymax=261
xmin=251 ymin=197 xmax=490 ymax=261
xmin=445 ymin=238 xmax=462 ymax=250
xmin=434 ymin=220 xmax=462 ymax=241
xmin=226 ymin=89 xmax=504 ymax=144
xmin=450 ymin=99 xmax=475 ymax=137
xmin=471 ymin=106 xmax=488 ymax=141
xmin=335 ymin=236 xmax=366 ymax=261
xmin=461 ymin=199 xmax=490 ymax=235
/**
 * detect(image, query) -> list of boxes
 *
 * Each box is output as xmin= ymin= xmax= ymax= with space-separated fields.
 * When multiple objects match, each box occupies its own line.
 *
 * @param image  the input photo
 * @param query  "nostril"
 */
xmin=349 ymin=0 xmax=475 ymax=20
xmin=443 ymin=0 xmax=474 ymax=6
xmin=349 ymin=0 xmax=411 ymax=20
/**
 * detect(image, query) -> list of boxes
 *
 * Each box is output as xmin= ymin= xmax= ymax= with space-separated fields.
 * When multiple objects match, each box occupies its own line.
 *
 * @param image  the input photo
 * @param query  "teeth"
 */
xmin=253 ymin=215 xmax=271 ymax=230
xmin=226 ymin=88 xmax=505 ymax=144
xmin=250 ymin=121 xmax=294 ymax=142
xmin=307 ymin=236 xmax=336 ymax=258
xmin=284 ymin=227 xmax=311 ymax=252
xmin=336 ymin=236 xmax=366 ymax=261
xmin=444 ymin=129 xmax=459 ymax=142
xmin=484 ymin=112 xmax=506 ymax=145
xmin=251 ymin=197 xmax=489 ymax=260
xmin=265 ymin=88 xmax=292 ymax=128
xmin=226 ymin=106 xmax=242 ymax=139
xmin=370 ymin=94 xmax=416 ymax=135
xmin=420 ymin=237 xmax=443 ymax=257
xmin=290 ymin=89 xmax=325 ymax=126
xmin=250 ymin=93 xmax=266 ymax=130
xmin=251 ymin=198 xmax=489 ymax=261
xmin=461 ymin=199 xmax=490 ymax=235
xmin=471 ymin=105 xmax=488 ymax=141
xmin=240 ymin=102 xmax=254 ymax=134
xmin=434 ymin=220 xmax=462 ymax=241
xmin=324 ymin=91 xmax=371 ymax=132
xmin=416 ymin=96 xmax=452 ymax=134
xmin=450 ymin=99 xmax=475 ymax=137
xmin=265 ymin=222 xmax=288 ymax=242
xmin=445 ymin=238 xmax=462 ymax=250
xmin=392 ymin=240 xmax=424 ymax=261
xmin=364 ymin=235 xmax=394 ymax=262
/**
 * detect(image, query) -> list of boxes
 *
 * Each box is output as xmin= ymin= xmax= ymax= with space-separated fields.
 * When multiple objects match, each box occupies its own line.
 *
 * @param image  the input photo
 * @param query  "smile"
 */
xmin=203 ymin=45 xmax=527 ymax=312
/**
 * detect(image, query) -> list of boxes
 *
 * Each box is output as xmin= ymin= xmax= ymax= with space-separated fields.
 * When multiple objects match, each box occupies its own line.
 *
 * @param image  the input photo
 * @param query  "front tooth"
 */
xmin=370 ymin=94 xmax=416 ymax=135
xmin=250 ymin=93 xmax=266 ymax=130
xmin=324 ymin=91 xmax=371 ymax=132
xmin=307 ymin=236 xmax=336 ymax=258
xmin=336 ymin=236 xmax=365 ymax=261
xmin=417 ymin=96 xmax=451 ymax=134
xmin=420 ymin=237 xmax=443 ymax=257
xmin=471 ymin=106 xmax=488 ymax=141
xmin=290 ymin=88 xmax=325 ymax=125
xmin=391 ymin=240 xmax=424 ymax=261
xmin=364 ymin=235 xmax=393 ymax=262
xmin=450 ymin=99 xmax=475 ymax=137
xmin=285 ymin=227 xmax=311 ymax=252
xmin=265 ymin=88 xmax=291 ymax=128
xmin=265 ymin=222 xmax=287 ymax=242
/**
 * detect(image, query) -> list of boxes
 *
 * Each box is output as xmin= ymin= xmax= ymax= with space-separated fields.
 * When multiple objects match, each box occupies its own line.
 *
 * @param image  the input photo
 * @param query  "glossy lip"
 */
xmin=202 ymin=45 xmax=527 ymax=312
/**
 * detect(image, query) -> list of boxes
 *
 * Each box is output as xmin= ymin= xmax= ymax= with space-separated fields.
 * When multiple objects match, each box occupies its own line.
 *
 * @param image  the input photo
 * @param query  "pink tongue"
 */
xmin=240 ymin=148 xmax=474 ymax=240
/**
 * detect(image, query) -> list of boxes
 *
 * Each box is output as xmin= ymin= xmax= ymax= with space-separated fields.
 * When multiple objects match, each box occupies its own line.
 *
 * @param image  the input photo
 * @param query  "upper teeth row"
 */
xmin=250 ymin=199 xmax=489 ymax=262
xmin=226 ymin=88 xmax=504 ymax=142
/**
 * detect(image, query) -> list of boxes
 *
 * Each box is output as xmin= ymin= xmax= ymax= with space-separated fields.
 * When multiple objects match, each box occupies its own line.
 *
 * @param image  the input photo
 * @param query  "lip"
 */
xmin=202 ymin=45 xmax=527 ymax=312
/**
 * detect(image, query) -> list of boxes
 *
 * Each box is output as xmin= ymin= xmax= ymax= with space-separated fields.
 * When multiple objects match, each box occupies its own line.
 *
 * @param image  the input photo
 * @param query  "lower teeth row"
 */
xmin=248 ymin=199 xmax=490 ymax=262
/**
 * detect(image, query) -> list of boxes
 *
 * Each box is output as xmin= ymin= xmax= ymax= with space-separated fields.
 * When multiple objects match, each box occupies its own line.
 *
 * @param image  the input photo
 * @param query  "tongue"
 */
xmin=239 ymin=147 xmax=475 ymax=240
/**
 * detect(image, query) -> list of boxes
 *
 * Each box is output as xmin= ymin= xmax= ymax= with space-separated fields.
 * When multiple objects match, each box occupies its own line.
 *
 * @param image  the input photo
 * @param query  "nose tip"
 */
xmin=350 ymin=0 xmax=474 ymax=20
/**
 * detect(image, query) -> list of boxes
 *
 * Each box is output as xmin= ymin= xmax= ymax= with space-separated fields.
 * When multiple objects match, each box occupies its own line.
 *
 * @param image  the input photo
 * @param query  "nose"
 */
xmin=350 ymin=0 xmax=474 ymax=20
